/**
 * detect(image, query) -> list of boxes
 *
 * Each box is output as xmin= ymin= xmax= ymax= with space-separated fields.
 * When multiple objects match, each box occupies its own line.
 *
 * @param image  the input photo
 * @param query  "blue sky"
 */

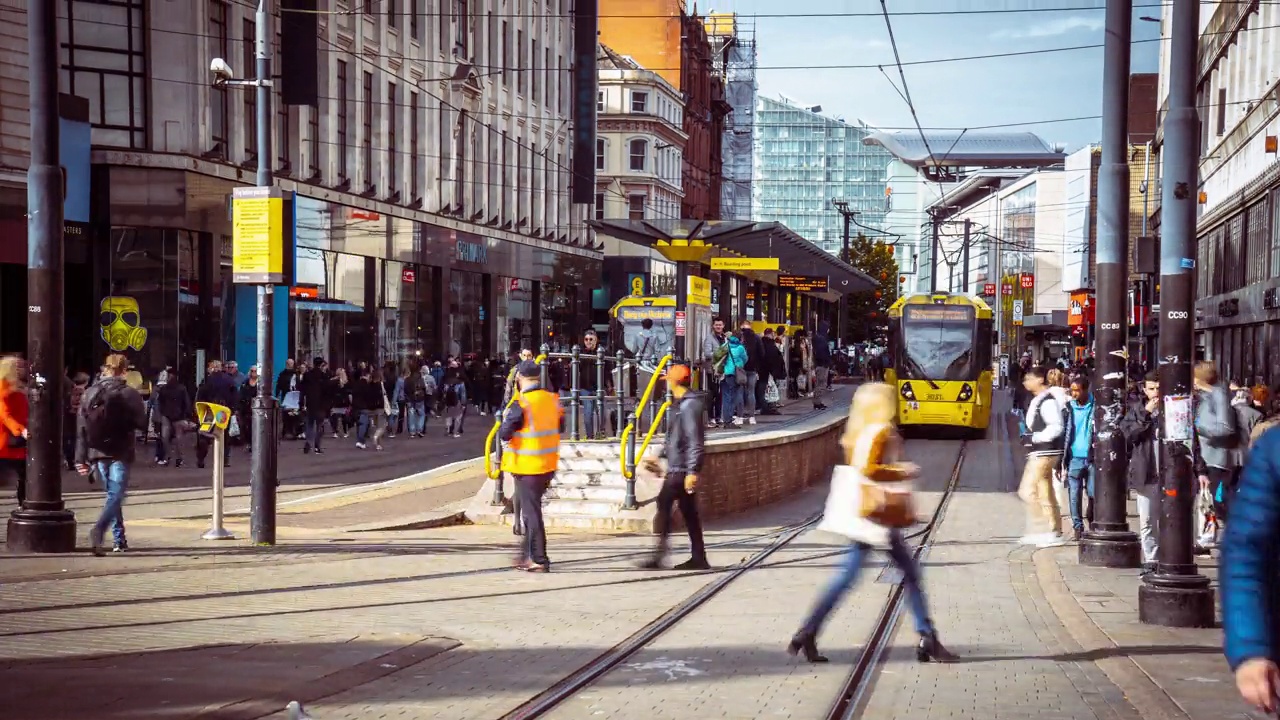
xmin=717 ymin=0 xmax=1163 ymax=151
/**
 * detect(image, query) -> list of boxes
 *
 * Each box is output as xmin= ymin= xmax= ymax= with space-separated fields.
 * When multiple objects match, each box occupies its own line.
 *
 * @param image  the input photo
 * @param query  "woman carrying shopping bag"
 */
xmin=788 ymin=382 xmax=956 ymax=664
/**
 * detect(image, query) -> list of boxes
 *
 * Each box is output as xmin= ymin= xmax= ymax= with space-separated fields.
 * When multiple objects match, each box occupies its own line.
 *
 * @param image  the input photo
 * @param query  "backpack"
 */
xmin=84 ymin=384 xmax=129 ymax=453
xmin=407 ymin=375 xmax=426 ymax=403
xmin=445 ymin=385 xmax=459 ymax=407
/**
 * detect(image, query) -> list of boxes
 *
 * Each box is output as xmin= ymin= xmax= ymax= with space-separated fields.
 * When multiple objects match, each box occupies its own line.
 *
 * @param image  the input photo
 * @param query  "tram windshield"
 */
xmin=899 ymin=305 xmax=976 ymax=381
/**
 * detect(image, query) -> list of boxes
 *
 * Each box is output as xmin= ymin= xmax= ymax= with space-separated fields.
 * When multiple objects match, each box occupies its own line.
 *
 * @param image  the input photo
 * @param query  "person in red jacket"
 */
xmin=0 ymin=355 xmax=30 ymax=506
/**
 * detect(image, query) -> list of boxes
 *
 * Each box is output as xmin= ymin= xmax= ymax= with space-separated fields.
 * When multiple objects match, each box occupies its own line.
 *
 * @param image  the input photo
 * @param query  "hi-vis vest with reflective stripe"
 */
xmin=500 ymin=388 xmax=562 ymax=475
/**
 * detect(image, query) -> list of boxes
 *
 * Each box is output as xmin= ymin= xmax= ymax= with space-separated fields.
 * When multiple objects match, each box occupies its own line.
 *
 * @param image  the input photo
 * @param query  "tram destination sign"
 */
xmin=904 ymin=306 xmax=973 ymax=323
xmin=776 ymin=275 xmax=829 ymax=292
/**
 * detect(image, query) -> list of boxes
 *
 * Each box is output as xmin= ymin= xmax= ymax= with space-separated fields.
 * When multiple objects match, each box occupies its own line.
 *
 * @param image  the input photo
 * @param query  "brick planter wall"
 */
xmin=669 ymin=413 xmax=845 ymax=527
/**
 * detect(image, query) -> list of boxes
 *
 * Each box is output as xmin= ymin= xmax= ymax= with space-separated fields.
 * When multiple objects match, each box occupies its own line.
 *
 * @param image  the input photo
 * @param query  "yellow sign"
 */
xmin=630 ymin=276 xmax=645 ymax=296
xmin=232 ymin=186 xmax=285 ymax=284
xmin=618 ymin=307 xmax=675 ymax=322
xmin=195 ymin=401 xmax=232 ymax=434
xmin=687 ymin=276 xmax=712 ymax=306
xmin=711 ymin=257 xmax=780 ymax=271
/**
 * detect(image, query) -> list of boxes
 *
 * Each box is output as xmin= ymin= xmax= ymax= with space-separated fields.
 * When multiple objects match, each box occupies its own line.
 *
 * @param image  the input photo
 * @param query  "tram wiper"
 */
xmin=903 ymin=355 xmax=940 ymax=390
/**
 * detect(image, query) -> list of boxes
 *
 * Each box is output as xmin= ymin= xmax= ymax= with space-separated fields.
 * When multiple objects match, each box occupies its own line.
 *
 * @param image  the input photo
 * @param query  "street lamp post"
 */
xmin=1138 ymin=0 xmax=1215 ymax=627
xmin=1080 ymin=0 xmax=1141 ymax=568
xmin=7 ymin=0 xmax=77 ymax=553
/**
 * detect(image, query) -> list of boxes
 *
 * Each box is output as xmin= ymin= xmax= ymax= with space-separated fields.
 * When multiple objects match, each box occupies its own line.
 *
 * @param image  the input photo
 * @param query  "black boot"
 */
xmin=916 ymin=629 xmax=958 ymax=663
xmin=786 ymin=630 xmax=829 ymax=663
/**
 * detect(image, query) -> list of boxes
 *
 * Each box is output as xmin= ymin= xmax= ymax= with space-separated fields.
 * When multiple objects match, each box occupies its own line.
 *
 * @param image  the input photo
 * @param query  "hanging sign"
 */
xmin=231 ymin=186 xmax=286 ymax=284
xmin=711 ymin=257 xmax=780 ymax=271
xmin=1002 ymin=283 xmax=1014 ymax=296
xmin=1020 ymin=273 xmax=1035 ymax=289
xmin=777 ymin=275 xmax=829 ymax=292
xmin=402 ymin=267 xmax=416 ymax=283
xmin=983 ymin=283 xmax=997 ymax=297
xmin=687 ymin=276 xmax=712 ymax=306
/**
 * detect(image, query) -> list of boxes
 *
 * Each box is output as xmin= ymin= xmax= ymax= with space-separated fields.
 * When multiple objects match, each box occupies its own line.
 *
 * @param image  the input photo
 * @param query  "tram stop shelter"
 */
xmin=590 ymin=218 xmax=879 ymax=358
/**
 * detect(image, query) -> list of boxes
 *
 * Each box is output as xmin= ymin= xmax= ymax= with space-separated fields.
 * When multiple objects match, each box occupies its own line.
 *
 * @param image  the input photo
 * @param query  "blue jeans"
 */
xmin=720 ymin=375 xmax=740 ymax=422
xmin=91 ymin=460 xmax=129 ymax=546
xmin=304 ymin=412 xmax=325 ymax=451
xmin=407 ymin=401 xmax=427 ymax=434
xmin=582 ymin=396 xmax=598 ymax=438
xmin=1064 ymin=456 xmax=1095 ymax=532
xmin=800 ymin=530 xmax=934 ymax=638
xmin=356 ymin=410 xmax=371 ymax=444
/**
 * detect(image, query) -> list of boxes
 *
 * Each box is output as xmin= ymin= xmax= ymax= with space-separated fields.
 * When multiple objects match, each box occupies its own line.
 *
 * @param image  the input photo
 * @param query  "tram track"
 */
xmin=498 ymin=440 xmax=968 ymax=720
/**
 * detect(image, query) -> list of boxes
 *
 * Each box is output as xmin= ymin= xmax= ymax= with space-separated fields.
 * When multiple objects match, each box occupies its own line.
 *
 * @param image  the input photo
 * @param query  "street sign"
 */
xmin=1012 ymin=299 xmax=1024 ymax=325
xmin=687 ymin=276 xmax=712 ymax=305
xmin=776 ymin=275 xmax=829 ymax=292
xmin=231 ymin=186 xmax=286 ymax=284
xmin=711 ymin=257 xmax=780 ymax=271
xmin=675 ymin=310 xmax=687 ymax=337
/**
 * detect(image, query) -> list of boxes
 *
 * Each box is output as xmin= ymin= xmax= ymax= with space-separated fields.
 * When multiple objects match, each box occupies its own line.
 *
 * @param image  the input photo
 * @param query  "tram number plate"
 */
xmin=925 ymin=394 xmax=943 ymax=401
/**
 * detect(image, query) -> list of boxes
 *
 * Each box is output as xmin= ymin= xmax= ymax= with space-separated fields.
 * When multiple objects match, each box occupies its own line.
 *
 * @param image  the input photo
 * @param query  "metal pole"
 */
xmin=569 ymin=345 xmax=581 ymax=441
xmin=1080 ymin=0 xmax=1141 ymax=568
xmin=614 ymin=350 xmax=626 ymax=435
xmin=929 ymin=212 xmax=940 ymax=293
xmin=6 ymin=0 xmax=76 ymax=552
xmin=674 ymin=262 xmax=688 ymax=359
xmin=962 ymin=218 xmax=971 ymax=295
xmin=203 ymin=433 xmax=235 ymax=540
xmin=623 ymin=411 xmax=638 ymax=509
xmin=595 ymin=346 xmax=606 ymax=439
xmin=249 ymin=0 xmax=278 ymax=546
xmin=1139 ymin=0 xmax=1215 ymax=627
xmin=840 ymin=210 xmax=851 ymax=343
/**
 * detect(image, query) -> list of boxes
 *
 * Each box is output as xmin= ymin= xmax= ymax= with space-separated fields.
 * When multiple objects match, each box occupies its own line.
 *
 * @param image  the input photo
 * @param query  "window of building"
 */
xmin=631 ymin=91 xmax=649 ymax=114
xmin=454 ymin=0 xmax=469 ymax=57
xmin=410 ymin=90 xmax=420 ymax=200
xmin=1247 ymin=200 xmax=1269 ymax=285
xmin=516 ymin=29 xmax=526 ymax=95
xmin=362 ymin=72 xmax=374 ymax=188
xmin=628 ymin=139 xmax=648 ymax=171
xmin=595 ymin=138 xmax=605 ymax=171
xmin=502 ymin=20 xmax=510 ymax=88
xmin=387 ymin=0 xmax=398 ymax=29
xmin=488 ymin=11 xmax=496 ymax=73
xmin=557 ymin=54 xmax=565 ymax=114
xmin=595 ymin=192 xmax=605 ymax=220
xmin=64 ymin=0 xmax=149 ymax=149
xmin=336 ymin=60 xmax=349 ymax=180
xmin=1217 ymin=87 xmax=1228 ymax=136
xmin=531 ymin=38 xmax=540 ymax=102
xmin=209 ymin=1 xmax=228 ymax=157
xmin=597 ymin=90 xmax=604 ymax=113
xmin=387 ymin=82 xmax=398 ymax=194
xmin=439 ymin=0 xmax=451 ymax=48
xmin=306 ymin=106 xmax=319 ymax=176
xmin=545 ymin=47 xmax=552 ymax=109
xmin=410 ymin=0 xmax=420 ymax=39
xmin=628 ymin=194 xmax=646 ymax=220
xmin=242 ymin=18 xmax=256 ymax=157
xmin=1272 ymin=188 xmax=1280 ymax=278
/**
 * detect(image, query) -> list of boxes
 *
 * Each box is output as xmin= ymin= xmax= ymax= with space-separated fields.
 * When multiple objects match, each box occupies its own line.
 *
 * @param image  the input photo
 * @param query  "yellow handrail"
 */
xmin=618 ymin=353 xmax=674 ymax=478
xmin=484 ymin=353 xmax=547 ymax=480
xmin=631 ymin=400 xmax=671 ymax=478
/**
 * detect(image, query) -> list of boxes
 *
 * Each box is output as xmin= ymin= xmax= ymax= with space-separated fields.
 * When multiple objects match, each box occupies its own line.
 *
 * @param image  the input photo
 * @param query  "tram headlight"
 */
xmin=900 ymin=382 xmax=915 ymax=401
xmin=957 ymin=383 xmax=973 ymax=402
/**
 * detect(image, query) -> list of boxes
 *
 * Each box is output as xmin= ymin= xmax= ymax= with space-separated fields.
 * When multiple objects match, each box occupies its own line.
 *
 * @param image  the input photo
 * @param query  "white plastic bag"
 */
xmin=228 ymin=415 xmax=241 ymax=438
xmin=764 ymin=378 xmax=780 ymax=404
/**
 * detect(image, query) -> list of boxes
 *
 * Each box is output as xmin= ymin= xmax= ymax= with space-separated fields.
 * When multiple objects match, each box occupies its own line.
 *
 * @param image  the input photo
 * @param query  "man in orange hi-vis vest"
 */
xmin=499 ymin=360 xmax=562 ymax=572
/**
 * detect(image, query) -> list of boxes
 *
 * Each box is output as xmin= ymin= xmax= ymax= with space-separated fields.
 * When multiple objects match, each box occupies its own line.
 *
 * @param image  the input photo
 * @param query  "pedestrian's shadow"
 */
xmin=885 ymin=643 xmax=1223 ymax=664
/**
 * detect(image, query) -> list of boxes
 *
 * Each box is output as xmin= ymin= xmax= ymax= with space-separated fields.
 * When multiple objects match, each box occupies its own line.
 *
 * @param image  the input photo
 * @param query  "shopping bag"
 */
xmin=281 ymin=390 xmax=301 ymax=411
xmin=228 ymin=415 xmax=240 ymax=438
xmin=764 ymin=378 xmax=780 ymax=404
xmin=817 ymin=465 xmax=892 ymax=547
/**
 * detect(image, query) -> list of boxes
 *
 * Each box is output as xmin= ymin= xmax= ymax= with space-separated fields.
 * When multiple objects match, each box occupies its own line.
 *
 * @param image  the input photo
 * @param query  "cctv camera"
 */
xmin=209 ymin=58 xmax=234 ymax=84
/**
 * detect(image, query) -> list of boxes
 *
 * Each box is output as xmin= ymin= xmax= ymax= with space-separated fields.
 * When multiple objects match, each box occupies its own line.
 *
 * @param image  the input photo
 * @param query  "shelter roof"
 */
xmin=590 ymin=219 xmax=880 ymax=296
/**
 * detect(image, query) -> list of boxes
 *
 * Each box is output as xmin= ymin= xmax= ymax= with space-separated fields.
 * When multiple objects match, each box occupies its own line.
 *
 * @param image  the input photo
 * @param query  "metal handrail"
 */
xmin=635 ymin=399 xmax=672 ymax=476
xmin=619 ymin=353 xmax=673 ymax=480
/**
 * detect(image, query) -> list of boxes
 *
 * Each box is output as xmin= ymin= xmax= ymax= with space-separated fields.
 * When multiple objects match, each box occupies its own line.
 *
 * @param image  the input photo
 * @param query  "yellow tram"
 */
xmin=884 ymin=292 xmax=994 ymax=435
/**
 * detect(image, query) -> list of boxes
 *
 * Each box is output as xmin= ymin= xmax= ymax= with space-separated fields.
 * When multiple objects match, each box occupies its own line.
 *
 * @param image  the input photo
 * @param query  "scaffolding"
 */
xmin=705 ymin=13 xmax=757 ymax=221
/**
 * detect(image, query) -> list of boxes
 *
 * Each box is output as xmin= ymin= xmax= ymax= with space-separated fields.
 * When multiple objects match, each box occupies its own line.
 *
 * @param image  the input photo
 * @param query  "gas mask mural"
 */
xmin=99 ymin=296 xmax=148 ymax=352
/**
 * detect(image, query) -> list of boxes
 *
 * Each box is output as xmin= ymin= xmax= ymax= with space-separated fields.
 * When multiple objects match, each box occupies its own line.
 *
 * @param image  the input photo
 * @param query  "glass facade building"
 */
xmin=751 ymin=96 xmax=895 ymax=255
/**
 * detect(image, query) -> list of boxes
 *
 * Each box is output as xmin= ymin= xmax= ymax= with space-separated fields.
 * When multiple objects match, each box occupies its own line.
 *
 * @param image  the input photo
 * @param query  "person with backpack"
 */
xmin=718 ymin=333 xmax=748 ymax=429
xmin=404 ymin=360 xmax=429 ymax=438
xmin=1195 ymin=361 xmax=1242 ymax=536
xmin=1019 ymin=366 xmax=1067 ymax=547
xmin=75 ymin=353 xmax=148 ymax=555
xmin=444 ymin=364 xmax=468 ymax=438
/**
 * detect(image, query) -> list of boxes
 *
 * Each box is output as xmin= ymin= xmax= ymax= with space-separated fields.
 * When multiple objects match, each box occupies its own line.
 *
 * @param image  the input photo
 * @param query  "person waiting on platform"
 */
xmin=499 ymin=360 xmax=562 ymax=573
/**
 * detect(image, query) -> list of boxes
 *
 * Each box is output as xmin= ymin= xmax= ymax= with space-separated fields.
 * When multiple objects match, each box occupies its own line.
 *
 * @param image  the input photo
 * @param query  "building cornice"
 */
xmin=91 ymin=150 xmax=603 ymax=260
xmin=598 ymin=116 xmax=688 ymax=145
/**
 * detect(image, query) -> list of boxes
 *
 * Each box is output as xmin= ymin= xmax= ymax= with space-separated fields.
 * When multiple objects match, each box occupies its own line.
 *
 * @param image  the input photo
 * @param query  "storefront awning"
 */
xmin=589 ymin=219 xmax=880 ymax=297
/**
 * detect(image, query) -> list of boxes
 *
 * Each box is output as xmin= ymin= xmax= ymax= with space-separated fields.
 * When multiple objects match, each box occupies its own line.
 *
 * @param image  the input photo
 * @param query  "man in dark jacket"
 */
xmin=195 ymin=360 xmax=238 ymax=469
xmin=737 ymin=318 xmax=762 ymax=425
xmin=151 ymin=366 xmax=192 ymax=468
xmin=640 ymin=363 xmax=710 ymax=571
xmin=760 ymin=328 xmax=785 ymax=415
xmin=299 ymin=357 xmax=330 ymax=454
xmin=1223 ymin=424 xmax=1280 ymax=713
xmin=75 ymin=353 xmax=148 ymax=555
xmin=1118 ymin=372 xmax=1160 ymax=571
xmin=812 ymin=320 xmax=832 ymax=410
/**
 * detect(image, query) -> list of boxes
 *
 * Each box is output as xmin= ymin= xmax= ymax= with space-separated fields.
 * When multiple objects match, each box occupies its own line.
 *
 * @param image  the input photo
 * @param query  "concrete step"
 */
xmin=558 ymin=457 xmax=613 ymax=473
xmin=544 ymin=484 xmax=628 ymax=503
xmin=541 ymin=499 xmax=622 ymax=517
xmin=559 ymin=442 xmax=628 ymax=459
xmin=496 ymin=511 xmax=654 ymax=534
xmin=556 ymin=471 xmax=630 ymax=488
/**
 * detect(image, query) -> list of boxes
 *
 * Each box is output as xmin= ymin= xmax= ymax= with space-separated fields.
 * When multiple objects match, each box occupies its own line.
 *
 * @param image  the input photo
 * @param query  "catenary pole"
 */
xmin=249 ymin=0 xmax=278 ymax=545
xmin=6 ymin=0 xmax=77 ymax=553
xmin=1080 ymin=0 xmax=1141 ymax=568
xmin=1138 ymin=0 xmax=1214 ymax=627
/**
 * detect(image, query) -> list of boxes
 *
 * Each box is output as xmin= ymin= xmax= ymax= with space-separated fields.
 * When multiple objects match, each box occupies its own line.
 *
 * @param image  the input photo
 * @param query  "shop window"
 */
xmin=497 ymin=277 xmax=535 ymax=358
xmin=449 ymin=270 xmax=485 ymax=358
xmin=541 ymin=282 xmax=580 ymax=353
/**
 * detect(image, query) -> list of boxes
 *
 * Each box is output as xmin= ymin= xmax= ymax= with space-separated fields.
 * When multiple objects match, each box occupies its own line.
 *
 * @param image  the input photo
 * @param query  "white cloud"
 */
xmin=991 ymin=15 xmax=1104 ymax=39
